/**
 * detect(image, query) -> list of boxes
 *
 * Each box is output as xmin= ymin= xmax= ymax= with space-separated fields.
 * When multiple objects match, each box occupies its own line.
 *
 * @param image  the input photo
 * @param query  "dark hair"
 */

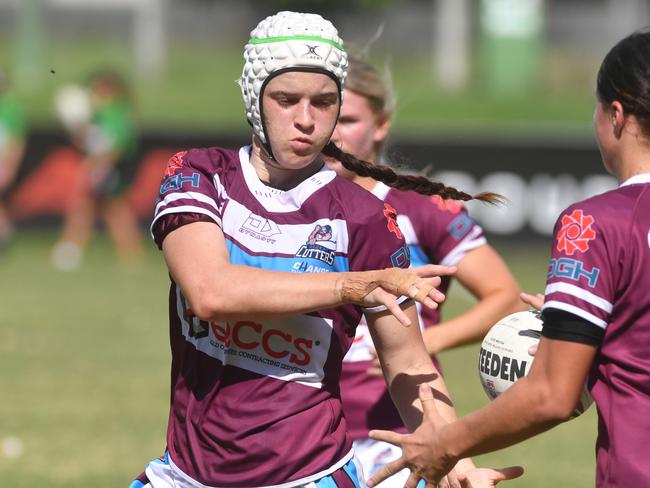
xmin=597 ymin=29 xmax=650 ymax=137
xmin=322 ymin=142 xmax=502 ymax=204
xmin=333 ymin=57 xmax=501 ymax=204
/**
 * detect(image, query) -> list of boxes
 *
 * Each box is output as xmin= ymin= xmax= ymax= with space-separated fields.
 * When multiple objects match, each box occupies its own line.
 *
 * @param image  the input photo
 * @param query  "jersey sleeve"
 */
xmin=347 ymin=202 xmax=411 ymax=314
xmin=417 ymin=196 xmax=486 ymax=266
xmin=541 ymin=204 xmax=614 ymax=333
xmin=150 ymin=149 xmax=227 ymax=245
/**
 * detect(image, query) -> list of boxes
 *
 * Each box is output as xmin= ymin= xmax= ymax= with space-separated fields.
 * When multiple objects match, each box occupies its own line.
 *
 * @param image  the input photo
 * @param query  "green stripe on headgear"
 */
xmin=248 ymin=36 xmax=344 ymax=51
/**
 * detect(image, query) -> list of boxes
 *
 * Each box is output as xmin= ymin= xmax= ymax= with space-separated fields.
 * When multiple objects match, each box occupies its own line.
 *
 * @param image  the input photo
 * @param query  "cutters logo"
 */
xmin=295 ymin=224 xmax=336 ymax=266
xmin=383 ymin=203 xmax=402 ymax=240
xmin=164 ymin=151 xmax=187 ymax=177
xmin=556 ymin=209 xmax=596 ymax=255
xmin=239 ymin=213 xmax=281 ymax=243
xmin=304 ymin=44 xmax=322 ymax=59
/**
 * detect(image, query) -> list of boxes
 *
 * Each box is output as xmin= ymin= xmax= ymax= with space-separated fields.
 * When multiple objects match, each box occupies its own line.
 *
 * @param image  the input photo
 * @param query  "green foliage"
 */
xmin=0 ymin=232 xmax=595 ymax=487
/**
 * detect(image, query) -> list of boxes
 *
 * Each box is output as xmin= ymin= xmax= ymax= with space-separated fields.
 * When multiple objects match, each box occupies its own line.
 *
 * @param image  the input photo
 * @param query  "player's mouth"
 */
xmin=290 ymin=137 xmax=314 ymax=154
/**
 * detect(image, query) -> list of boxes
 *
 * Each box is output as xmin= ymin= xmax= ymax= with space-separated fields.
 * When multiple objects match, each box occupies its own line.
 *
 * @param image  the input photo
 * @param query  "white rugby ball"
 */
xmin=478 ymin=310 xmax=593 ymax=417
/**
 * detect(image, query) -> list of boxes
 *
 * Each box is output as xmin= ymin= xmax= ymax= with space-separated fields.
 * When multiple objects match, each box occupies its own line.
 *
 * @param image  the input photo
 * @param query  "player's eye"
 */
xmin=312 ymin=95 xmax=338 ymax=109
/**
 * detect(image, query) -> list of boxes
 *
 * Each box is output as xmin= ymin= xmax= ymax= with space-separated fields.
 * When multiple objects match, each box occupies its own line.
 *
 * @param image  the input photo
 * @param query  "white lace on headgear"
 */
xmin=238 ymin=11 xmax=348 ymax=146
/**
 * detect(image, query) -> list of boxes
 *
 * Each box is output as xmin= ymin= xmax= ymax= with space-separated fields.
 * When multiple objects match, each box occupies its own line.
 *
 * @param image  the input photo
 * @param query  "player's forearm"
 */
xmin=381 ymin=336 xmax=457 ymax=430
xmin=183 ymin=265 xmax=398 ymax=322
xmin=438 ymin=375 xmax=564 ymax=460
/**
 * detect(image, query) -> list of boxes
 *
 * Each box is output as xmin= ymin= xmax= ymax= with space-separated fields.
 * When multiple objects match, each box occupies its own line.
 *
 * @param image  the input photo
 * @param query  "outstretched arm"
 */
xmin=367 ymin=306 xmax=522 ymax=488
xmin=422 ymin=245 xmax=525 ymax=355
xmin=368 ymin=336 xmax=596 ymax=486
xmin=162 ymin=221 xmax=454 ymax=323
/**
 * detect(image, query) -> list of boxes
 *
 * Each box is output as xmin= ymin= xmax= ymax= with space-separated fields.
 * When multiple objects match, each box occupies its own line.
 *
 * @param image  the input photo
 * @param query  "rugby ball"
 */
xmin=478 ymin=310 xmax=593 ymax=417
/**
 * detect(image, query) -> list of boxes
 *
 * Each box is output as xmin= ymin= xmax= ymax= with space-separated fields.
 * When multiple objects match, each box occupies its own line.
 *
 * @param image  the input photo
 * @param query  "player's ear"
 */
xmin=610 ymin=101 xmax=625 ymax=137
xmin=373 ymin=112 xmax=391 ymax=145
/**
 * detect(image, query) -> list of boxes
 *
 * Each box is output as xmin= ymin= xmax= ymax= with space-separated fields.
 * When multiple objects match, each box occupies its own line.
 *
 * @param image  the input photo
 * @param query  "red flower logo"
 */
xmin=164 ymin=150 xmax=187 ymax=177
xmin=383 ymin=203 xmax=402 ymax=240
xmin=556 ymin=209 xmax=596 ymax=255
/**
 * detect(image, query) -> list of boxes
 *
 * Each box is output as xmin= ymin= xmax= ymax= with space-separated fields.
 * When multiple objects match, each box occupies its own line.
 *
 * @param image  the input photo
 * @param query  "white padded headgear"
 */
xmin=239 ymin=11 xmax=348 ymax=144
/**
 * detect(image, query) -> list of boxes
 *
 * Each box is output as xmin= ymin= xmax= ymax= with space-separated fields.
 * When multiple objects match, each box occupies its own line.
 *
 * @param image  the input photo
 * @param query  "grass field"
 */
xmin=0 ymin=231 xmax=597 ymax=487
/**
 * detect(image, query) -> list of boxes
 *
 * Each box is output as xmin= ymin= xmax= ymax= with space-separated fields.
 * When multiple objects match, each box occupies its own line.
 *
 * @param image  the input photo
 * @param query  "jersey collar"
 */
xmin=238 ymin=146 xmax=336 ymax=212
xmin=370 ymin=181 xmax=391 ymax=201
xmin=620 ymin=172 xmax=650 ymax=187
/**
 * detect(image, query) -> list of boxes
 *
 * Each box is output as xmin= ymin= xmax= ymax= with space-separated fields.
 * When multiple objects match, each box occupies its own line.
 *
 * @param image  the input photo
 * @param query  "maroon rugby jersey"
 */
xmin=542 ymin=174 xmax=650 ymax=487
xmin=340 ymin=182 xmax=485 ymax=440
xmin=151 ymin=146 xmax=410 ymax=487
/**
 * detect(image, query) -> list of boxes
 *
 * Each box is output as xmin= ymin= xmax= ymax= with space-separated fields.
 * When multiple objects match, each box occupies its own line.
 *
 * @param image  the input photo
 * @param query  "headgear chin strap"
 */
xmin=238 ymin=11 xmax=348 ymax=156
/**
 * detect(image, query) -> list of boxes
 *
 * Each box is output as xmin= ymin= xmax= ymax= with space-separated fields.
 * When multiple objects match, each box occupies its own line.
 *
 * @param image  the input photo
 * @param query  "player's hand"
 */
xmin=520 ymin=292 xmax=543 ymax=356
xmin=367 ymin=383 xmax=457 ymax=487
xmin=520 ymin=292 xmax=543 ymax=311
xmin=341 ymin=265 xmax=456 ymax=326
xmin=457 ymin=466 xmax=524 ymax=487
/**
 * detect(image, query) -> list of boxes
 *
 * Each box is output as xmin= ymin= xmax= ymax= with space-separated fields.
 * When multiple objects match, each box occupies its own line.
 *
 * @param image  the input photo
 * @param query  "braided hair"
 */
xmin=322 ymin=141 xmax=502 ymax=204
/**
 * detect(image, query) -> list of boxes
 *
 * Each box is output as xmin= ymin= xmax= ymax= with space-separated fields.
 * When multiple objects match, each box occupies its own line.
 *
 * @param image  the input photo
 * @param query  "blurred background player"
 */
xmin=0 ymin=69 xmax=27 ymax=252
xmin=367 ymin=28 xmax=650 ymax=488
xmin=51 ymin=69 xmax=142 ymax=270
xmin=326 ymin=57 xmax=525 ymax=485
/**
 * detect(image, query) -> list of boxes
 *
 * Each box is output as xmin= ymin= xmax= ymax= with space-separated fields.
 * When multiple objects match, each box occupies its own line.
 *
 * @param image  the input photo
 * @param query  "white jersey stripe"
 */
xmin=545 ymin=282 xmax=613 ymax=313
xmin=150 ymin=206 xmax=222 ymax=238
xmin=543 ymin=300 xmax=608 ymax=329
xmin=440 ymin=227 xmax=486 ymax=267
xmin=165 ymin=448 xmax=355 ymax=488
xmin=221 ymin=197 xmax=350 ymax=255
xmin=155 ymin=191 xmax=222 ymax=216
xmin=395 ymin=214 xmax=417 ymax=245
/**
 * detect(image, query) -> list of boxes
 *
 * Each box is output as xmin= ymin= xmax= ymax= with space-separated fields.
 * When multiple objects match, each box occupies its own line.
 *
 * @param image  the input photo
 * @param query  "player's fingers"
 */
xmin=418 ymin=383 xmax=438 ymax=418
xmin=366 ymin=458 xmax=408 ymax=488
xmin=491 ymin=466 xmax=525 ymax=482
xmin=415 ymin=264 xmax=457 ymax=278
xmin=420 ymin=296 xmax=439 ymax=310
xmin=519 ymin=292 xmax=544 ymax=310
xmin=445 ymin=469 xmax=462 ymax=488
xmin=368 ymin=428 xmax=404 ymax=447
xmin=426 ymin=285 xmax=446 ymax=305
xmin=386 ymin=298 xmax=412 ymax=326
xmin=404 ymin=472 xmax=422 ymax=488
xmin=528 ymin=343 xmax=539 ymax=356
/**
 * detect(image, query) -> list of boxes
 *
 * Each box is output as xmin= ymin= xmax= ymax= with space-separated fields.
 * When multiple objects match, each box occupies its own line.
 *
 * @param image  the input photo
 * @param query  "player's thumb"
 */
xmin=493 ymin=466 xmax=525 ymax=482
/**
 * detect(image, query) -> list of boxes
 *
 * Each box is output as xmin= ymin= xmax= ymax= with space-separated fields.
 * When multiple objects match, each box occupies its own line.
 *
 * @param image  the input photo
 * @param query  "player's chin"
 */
xmin=281 ymin=151 xmax=322 ymax=170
